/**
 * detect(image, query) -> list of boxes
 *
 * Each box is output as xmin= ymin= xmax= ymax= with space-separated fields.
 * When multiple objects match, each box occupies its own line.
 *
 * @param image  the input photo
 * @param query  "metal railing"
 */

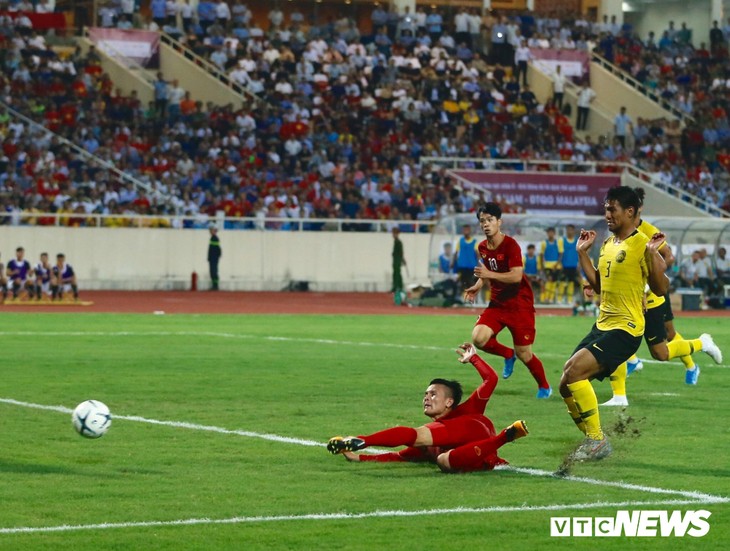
xmin=159 ymin=31 xmax=266 ymax=108
xmin=0 ymin=99 xmax=158 ymax=200
xmin=0 ymin=212 xmax=438 ymax=232
xmin=422 ymin=156 xmax=729 ymax=218
xmin=591 ymin=52 xmax=693 ymax=124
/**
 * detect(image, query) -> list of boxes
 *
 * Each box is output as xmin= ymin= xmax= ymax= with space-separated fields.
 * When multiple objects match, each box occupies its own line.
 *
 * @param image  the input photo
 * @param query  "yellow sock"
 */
xmin=563 ymin=395 xmax=587 ymax=434
xmin=567 ymin=281 xmax=575 ymax=301
xmin=671 ymin=332 xmax=696 ymax=369
xmin=667 ymin=338 xmax=702 ymax=360
xmin=609 ymin=362 xmax=627 ymax=397
xmin=567 ymin=380 xmax=603 ymax=440
xmin=558 ymin=281 xmax=566 ymax=301
xmin=546 ymin=280 xmax=556 ymax=301
xmin=627 ymin=354 xmax=638 ymax=363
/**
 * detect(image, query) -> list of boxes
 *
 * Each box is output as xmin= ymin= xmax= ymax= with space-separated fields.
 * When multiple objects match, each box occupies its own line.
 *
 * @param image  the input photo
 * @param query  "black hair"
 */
xmin=605 ymin=186 xmax=641 ymax=215
xmin=429 ymin=378 xmax=463 ymax=408
xmin=476 ymin=202 xmax=502 ymax=221
xmin=527 ymin=243 xmax=536 ymax=249
xmin=566 ymin=224 xmax=575 ymax=229
xmin=633 ymin=187 xmax=646 ymax=208
xmin=57 ymin=253 xmax=65 ymax=258
xmin=546 ymin=227 xmax=556 ymax=233
xmin=16 ymin=247 xmax=24 ymax=252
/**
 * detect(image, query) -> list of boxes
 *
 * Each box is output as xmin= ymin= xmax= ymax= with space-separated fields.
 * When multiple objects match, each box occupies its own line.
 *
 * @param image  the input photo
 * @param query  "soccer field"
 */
xmin=1 ymin=312 xmax=728 ymax=550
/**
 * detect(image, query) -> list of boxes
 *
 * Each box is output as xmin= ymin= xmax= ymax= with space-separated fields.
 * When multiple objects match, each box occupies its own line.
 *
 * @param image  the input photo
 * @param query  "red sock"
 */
xmin=526 ymin=355 xmax=550 ymax=389
xmin=481 ymin=337 xmax=514 ymax=359
xmin=447 ymin=430 xmax=508 ymax=472
xmin=359 ymin=426 xmax=417 ymax=448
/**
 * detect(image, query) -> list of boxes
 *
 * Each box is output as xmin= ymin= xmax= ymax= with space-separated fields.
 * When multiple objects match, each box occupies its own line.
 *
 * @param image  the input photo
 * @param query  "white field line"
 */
xmin=0 ymin=498 xmax=726 ymax=535
xmin=0 ymin=331 xmax=728 ymax=368
xmin=0 ymin=398 xmax=324 ymax=449
xmin=501 ymin=467 xmax=729 ymax=503
xmin=1 ymin=397 xmax=728 ymax=506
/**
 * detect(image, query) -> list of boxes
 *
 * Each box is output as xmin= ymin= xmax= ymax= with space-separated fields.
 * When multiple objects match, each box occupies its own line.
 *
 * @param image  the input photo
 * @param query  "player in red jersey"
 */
xmin=326 ymin=344 xmax=528 ymax=473
xmin=464 ymin=203 xmax=552 ymax=398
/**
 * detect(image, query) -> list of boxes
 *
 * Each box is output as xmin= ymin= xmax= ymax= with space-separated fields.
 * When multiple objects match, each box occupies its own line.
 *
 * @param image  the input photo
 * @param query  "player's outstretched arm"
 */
xmin=456 ymin=343 xmax=498 ymax=399
xmin=646 ymin=232 xmax=670 ymax=296
xmin=463 ymin=278 xmax=483 ymax=303
xmin=577 ymin=229 xmax=600 ymax=293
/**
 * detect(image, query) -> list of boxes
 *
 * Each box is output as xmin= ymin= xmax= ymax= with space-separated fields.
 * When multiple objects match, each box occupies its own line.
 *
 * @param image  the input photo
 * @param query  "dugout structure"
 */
xmin=430 ymin=214 xmax=730 ymax=287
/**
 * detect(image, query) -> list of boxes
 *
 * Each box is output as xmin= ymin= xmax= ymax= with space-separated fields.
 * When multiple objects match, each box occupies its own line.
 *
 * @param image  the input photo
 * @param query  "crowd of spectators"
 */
xmin=589 ymin=16 xmax=730 ymax=211
xmin=1 ymin=3 xmax=729 ymax=232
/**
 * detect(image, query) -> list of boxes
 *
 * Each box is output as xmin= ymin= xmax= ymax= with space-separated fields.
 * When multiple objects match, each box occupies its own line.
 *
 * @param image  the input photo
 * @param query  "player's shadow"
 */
xmin=0 ymin=460 xmax=164 ymax=477
xmin=0 ymin=460 xmax=89 ymax=476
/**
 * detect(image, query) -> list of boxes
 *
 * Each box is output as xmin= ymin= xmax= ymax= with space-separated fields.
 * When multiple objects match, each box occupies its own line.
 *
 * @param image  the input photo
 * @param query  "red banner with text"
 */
xmin=451 ymin=171 xmax=621 ymax=215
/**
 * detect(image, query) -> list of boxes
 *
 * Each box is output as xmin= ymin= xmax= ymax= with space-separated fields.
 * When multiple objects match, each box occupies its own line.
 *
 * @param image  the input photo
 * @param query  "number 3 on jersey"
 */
xmin=604 ymin=260 xmax=612 ymax=278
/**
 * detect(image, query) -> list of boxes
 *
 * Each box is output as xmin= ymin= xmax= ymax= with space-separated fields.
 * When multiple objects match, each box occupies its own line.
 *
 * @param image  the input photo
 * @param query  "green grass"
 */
xmin=0 ymin=312 xmax=728 ymax=550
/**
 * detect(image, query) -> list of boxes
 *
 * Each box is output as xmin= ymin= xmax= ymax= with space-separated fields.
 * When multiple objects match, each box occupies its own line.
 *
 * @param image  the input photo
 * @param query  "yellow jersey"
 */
xmin=596 ymin=230 xmax=650 ymax=337
xmin=637 ymin=219 xmax=667 ymax=310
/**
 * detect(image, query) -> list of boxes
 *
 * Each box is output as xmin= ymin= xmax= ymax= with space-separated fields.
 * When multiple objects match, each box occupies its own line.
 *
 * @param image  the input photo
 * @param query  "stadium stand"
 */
xmin=1 ymin=5 xmax=728 ymax=231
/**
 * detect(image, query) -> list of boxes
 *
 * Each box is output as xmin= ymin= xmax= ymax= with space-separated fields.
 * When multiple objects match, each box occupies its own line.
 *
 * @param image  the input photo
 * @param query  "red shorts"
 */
xmin=476 ymin=307 xmax=536 ymax=346
xmin=425 ymin=414 xmax=495 ymax=448
xmin=447 ymin=445 xmax=509 ymax=472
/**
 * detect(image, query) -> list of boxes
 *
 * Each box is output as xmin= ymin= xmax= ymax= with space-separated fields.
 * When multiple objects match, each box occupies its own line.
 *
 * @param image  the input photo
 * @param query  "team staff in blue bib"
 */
xmin=539 ymin=227 xmax=562 ymax=303
xmin=453 ymin=224 xmax=480 ymax=294
xmin=560 ymin=224 xmax=581 ymax=304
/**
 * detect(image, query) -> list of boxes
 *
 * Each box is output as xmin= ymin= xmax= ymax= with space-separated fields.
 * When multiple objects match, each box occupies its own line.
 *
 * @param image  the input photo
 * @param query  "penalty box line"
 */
xmin=0 ymin=331 xmax=728 ymax=368
xmin=0 ymin=497 xmax=726 ymax=535
xmin=1 ymin=397 xmax=728 ymax=506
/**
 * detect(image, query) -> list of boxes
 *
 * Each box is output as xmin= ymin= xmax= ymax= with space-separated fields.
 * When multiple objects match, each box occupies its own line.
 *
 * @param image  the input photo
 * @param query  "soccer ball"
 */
xmin=72 ymin=400 xmax=112 ymax=439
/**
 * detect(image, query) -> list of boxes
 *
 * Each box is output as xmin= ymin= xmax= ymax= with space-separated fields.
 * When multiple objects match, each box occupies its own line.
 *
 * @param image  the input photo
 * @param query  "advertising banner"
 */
xmin=87 ymin=28 xmax=160 ymax=67
xmin=450 ymin=170 xmax=621 ymax=215
xmin=530 ymin=49 xmax=590 ymax=78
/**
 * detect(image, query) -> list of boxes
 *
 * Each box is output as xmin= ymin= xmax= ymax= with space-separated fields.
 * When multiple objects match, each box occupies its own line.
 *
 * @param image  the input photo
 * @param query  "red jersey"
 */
xmin=478 ymin=235 xmax=534 ymax=310
xmin=359 ymin=354 xmax=501 ymax=466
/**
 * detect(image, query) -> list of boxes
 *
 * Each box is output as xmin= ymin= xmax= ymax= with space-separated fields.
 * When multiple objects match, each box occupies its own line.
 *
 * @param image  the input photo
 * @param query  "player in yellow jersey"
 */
xmin=559 ymin=186 xmax=669 ymax=462
xmin=602 ymin=189 xmax=723 ymax=406
xmin=539 ymin=227 xmax=563 ymax=303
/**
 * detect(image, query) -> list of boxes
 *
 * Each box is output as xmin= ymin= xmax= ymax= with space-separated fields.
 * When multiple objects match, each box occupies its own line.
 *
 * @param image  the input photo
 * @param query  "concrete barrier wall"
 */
xmin=0 ymin=227 xmax=432 ymax=291
xmin=77 ymin=38 xmax=154 ymax=105
xmin=159 ymin=43 xmax=249 ymax=111
xmin=528 ymin=65 xmax=614 ymax=138
xmin=622 ymin=173 xmax=711 ymax=218
xmin=589 ymin=61 xmax=676 ymax=123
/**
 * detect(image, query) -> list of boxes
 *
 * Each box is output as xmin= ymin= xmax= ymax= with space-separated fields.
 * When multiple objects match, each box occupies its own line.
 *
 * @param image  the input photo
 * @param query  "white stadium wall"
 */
xmin=0 ymin=227 xmax=433 ymax=292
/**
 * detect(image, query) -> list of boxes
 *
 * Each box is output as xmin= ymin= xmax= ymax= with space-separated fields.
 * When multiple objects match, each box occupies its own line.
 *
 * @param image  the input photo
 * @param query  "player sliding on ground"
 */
xmin=560 ymin=186 xmax=669 ymax=462
xmin=326 ymin=343 xmax=528 ymax=473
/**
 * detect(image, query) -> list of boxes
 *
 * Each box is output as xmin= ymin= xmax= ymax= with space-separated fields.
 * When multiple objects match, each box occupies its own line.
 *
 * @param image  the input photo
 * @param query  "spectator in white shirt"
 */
xmin=268 ymin=7 xmax=283 ymax=30
xmin=552 ymin=64 xmax=566 ymax=109
xmin=715 ymin=247 xmax=730 ymax=285
xmin=180 ymin=0 xmax=194 ymax=32
xmin=575 ymin=82 xmax=597 ymax=130
xmin=513 ymin=39 xmax=531 ymax=86
xmin=216 ymin=1 xmax=231 ymax=28
xmin=167 ymin=79 xmax=186 ymax=121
